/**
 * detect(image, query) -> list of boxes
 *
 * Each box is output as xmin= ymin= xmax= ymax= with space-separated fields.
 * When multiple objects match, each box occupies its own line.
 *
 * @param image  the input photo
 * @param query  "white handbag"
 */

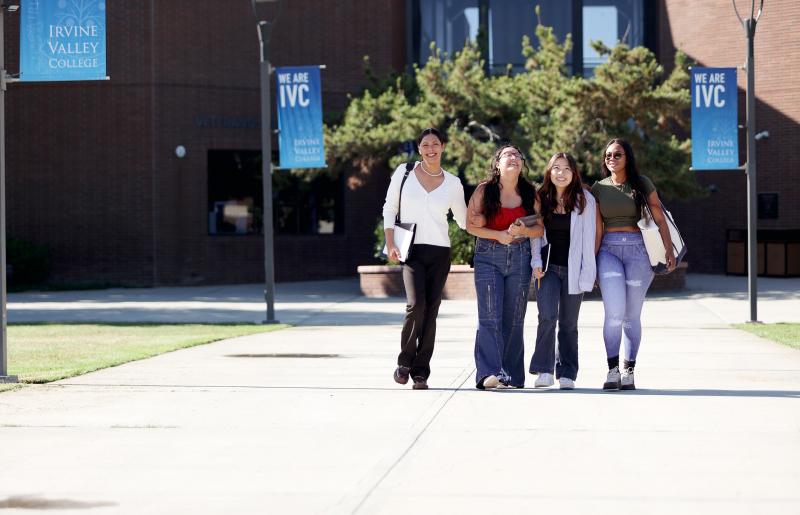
xmin=637 ymin=195 xmax=687 ymax=275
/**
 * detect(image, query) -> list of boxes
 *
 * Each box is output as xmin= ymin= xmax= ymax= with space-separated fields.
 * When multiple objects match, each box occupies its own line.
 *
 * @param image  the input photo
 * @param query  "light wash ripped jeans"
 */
xmin=597 ymin=232 xmax=654 ymax=361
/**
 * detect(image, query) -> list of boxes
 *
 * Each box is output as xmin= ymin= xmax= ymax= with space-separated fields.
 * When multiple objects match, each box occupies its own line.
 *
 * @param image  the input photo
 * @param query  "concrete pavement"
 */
xmin=8 ymin=273 xmax=799 ymax=324
xmin=0 ymin=274 xmax=798 ymax=514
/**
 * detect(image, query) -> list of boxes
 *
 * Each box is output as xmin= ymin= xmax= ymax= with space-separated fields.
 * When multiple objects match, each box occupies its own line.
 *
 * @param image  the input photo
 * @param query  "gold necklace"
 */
xmin=420 ymin=161 xmax=444 ymax=177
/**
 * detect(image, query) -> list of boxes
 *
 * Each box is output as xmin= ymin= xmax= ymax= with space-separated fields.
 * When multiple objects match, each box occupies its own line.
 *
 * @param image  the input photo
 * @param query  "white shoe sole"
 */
xmin=483 ymin=375 xmax=500 ymax=389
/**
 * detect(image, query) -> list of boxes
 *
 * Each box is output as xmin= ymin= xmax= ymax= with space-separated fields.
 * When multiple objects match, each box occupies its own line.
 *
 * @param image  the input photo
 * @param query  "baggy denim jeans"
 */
xmin=597 ymin=232 xmax=654 ymax=361
xmin=473 ymin=237 xmax=532 ymax=387
xmin=529 ymin=264 xmax=583 ymax=381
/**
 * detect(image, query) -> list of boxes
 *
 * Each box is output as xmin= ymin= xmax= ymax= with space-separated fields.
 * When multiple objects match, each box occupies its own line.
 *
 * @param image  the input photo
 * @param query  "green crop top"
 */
xmin=591 ymin=175 xmax=656 ymax=228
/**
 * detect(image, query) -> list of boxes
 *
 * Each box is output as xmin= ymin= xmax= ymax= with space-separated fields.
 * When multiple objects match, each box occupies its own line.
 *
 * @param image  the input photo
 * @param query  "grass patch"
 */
xmin=3 ymin=323 xmax=287 ymax=388
xmin=734 ymin=323 xmax=800 ymax=350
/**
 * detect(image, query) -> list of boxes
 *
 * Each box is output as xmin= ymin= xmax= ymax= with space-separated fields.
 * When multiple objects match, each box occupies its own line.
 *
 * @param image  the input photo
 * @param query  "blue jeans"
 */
xmin=529 ymin=264 xmax=583 ymax=381
xmin=597 ymin=232 xmax=654 ymax=361
xmin=473 ymin=237 xmax=532 ymax=387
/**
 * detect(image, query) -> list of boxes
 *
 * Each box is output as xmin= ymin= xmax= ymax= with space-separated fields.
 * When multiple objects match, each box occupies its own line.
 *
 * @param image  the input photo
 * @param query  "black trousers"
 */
xmin=398 ymin=244 xmax=451 ymax=380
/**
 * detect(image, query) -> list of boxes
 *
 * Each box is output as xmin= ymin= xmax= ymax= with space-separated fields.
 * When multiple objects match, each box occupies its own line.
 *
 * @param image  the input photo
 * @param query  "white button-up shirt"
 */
xmin=382 ymin=162 xmax=468 ymax=247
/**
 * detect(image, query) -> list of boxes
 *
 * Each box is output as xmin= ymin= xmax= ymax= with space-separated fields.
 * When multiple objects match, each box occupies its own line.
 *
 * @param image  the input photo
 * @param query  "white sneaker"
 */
xmin=482 ymin=375 xmax=500 ymax=389
xmin=603 ymin=367 xmax=621 ymax=390
xmin=535 ymin=373 xmax=554 ymax=388
xmin=559 ymin=377 xmax=575 ymax=390
xmin=621 ymin=367 xmax=635 ymax=390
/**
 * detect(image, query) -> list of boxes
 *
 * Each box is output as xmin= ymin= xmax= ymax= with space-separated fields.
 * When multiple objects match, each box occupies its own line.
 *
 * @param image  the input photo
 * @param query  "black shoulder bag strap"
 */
xmin=395 ymin=161 xmax=415 ymax=225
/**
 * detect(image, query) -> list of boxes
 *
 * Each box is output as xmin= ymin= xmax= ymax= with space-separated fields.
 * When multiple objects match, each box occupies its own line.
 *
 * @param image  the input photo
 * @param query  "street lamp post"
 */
xmin=733 ymin=0 xmax=763 ymax=323
xmin=252 ymin=0 xmax=283 ymax=324
xmin=0 ymin=2 xmax=19 ymax=384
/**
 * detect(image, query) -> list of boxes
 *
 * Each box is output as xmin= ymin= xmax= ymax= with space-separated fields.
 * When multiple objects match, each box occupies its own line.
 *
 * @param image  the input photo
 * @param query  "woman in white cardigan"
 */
xmin=382 ymin=128 xmax=467 ymax=390
xmin=529 ymin=152 xmax=596 ymax=390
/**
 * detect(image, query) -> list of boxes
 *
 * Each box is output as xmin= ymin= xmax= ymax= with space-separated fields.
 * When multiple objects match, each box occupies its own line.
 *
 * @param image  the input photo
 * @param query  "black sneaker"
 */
xmin=393 ymin=366 xmax=410 ymax=385
xmin=412 ymin=376 xmax=428 ymax=390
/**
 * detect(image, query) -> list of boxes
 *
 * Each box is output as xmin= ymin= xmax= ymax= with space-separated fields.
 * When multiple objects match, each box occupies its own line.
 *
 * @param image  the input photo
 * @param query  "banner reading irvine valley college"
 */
xmin=276 ymin=66 xmax=326 ymax=169
xmin=691 ymin=67 xmax=738 ymax=170
xmin=20 ymin=0 xmax=107 ymax=82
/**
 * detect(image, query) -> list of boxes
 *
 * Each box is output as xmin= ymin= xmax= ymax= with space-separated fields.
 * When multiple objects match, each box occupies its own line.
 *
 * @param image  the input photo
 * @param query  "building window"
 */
xmin=274 ymin=170 xmax=343 ymax=235
xmin=582 ymin=0 xmax=644 ymax=76
xmin=208 ymin=150 xmax=262 ymax=235
xmin=207 ymin=150 xmax=342 ymax=236
xmin=488 ymin=0 xmax=572 ymax=74
xmin=418 ymin=0 xmax=480 ymax=64
xmin=410 ymin=0 xmax=646 ymax=76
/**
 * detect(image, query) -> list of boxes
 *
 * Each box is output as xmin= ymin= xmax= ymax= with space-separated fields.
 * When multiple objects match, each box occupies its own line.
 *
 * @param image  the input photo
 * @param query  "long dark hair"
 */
xmin=481 ymin=144 xmax=535 ymax=223
xmin=538 ymin=152 xmax=586 ymax=224
xmin=601 ymin=138 xmax=647 ymax=211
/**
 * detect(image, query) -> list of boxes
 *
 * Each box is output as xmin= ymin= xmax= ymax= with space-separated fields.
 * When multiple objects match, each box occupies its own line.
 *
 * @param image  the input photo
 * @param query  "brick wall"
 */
xmin=5 ymin=5 xmax=157 ymax=286
xmin=658 ymin=0 xmax=800 ymax=273
xmin=5 ymin=1 xmax=405 ymax=287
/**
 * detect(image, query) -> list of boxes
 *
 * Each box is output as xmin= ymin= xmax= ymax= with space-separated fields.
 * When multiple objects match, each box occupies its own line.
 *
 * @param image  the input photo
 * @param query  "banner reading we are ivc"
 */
xmin=276 ymin=66 xmax=326 ymax=169
xmin=20 ymin=0 xmax=107 ymax=82
xmin=691 ymin=67 xmax=738 ymax=170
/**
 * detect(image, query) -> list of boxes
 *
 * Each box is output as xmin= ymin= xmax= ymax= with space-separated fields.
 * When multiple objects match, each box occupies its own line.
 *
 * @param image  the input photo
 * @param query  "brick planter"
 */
xmin=357 ymin=262 xmax=688 ymax=299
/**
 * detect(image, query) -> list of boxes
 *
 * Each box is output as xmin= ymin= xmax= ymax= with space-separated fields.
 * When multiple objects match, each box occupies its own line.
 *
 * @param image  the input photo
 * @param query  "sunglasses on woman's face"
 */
xmin=604 ymin=152 xmax=625 ymax=161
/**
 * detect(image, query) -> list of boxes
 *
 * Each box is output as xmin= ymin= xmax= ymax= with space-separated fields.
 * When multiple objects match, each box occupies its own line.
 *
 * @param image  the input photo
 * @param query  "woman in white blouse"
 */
xmin=383 ymin=128 xmax=468 ymax=390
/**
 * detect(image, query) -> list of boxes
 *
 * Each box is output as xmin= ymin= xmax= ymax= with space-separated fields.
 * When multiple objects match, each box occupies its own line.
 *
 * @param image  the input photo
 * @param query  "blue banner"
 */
xmin=691 ymin=67 xmax=738 ymax=170
xmin=276 ymin=66 xmax=326 ymax=169
xmin=20 ymin=0 xmax=107 ymax=82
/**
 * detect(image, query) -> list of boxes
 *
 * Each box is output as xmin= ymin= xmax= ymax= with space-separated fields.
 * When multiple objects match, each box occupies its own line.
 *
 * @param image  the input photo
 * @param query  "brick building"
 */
xmin=3 ymin=0 xmax=798 ymax=287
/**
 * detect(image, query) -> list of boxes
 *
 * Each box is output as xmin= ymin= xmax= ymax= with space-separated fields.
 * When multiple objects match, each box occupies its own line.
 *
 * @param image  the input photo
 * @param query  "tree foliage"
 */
xmin=327 ymin=20 xmax=701 ymax=199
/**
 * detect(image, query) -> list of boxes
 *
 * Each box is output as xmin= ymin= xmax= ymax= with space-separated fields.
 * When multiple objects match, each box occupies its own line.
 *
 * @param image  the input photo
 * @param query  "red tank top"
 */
xmin=486 ymin=206 xmax=527 ymax=231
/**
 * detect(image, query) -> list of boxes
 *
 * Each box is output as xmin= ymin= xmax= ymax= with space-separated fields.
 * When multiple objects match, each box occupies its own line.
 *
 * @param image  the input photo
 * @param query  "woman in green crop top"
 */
xmin=590 ymin=138 xmax=674 ymax=391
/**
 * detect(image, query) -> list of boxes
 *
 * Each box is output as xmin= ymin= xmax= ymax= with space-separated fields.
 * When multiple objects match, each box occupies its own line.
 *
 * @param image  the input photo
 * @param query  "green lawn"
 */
xmin=0 ymin=323 xmax=287 ymax=392
xmin=735 ymin=323 xmax=800 ymax=350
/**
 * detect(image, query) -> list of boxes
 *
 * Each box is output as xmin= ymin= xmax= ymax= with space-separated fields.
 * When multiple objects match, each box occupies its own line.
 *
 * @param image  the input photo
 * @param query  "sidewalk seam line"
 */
xmin=350 ymin=366 xmax=474 ymax=514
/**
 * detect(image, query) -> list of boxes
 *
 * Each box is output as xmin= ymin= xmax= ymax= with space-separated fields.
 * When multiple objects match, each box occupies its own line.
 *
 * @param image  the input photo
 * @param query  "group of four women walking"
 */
xmin=383 ymin=128 xmax=676 ymax=391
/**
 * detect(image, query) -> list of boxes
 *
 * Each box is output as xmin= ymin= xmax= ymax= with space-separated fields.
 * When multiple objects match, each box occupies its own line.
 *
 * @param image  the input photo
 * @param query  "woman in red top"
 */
xmin=467 ymin=144 xmax=543 ymax=389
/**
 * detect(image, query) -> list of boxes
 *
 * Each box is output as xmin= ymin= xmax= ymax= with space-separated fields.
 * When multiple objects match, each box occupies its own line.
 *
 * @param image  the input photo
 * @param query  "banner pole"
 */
xmin=745 ymin=17 xmax=759 ymax=323
xmin=258 ymin=20 xmax=278 ymax=325
xmin=1 ymin=6 xmax=18 ymax=383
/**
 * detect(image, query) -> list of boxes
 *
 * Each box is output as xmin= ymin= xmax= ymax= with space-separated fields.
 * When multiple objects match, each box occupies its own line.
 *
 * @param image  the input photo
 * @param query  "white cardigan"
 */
xmin=531 ymin=191 xmax=597 ymax=294
xmin=382 ymin=162 xmax=467 ymax=247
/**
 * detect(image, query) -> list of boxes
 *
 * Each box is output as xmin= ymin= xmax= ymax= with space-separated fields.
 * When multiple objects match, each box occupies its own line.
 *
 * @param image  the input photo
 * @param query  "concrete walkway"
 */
xmin=1 ymin=274 xmax=798 ymax=514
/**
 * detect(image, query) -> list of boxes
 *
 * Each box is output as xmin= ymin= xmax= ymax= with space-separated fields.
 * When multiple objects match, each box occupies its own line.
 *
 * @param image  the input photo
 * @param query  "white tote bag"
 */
xmin=637 ymin=198 xmax=687 ymax=275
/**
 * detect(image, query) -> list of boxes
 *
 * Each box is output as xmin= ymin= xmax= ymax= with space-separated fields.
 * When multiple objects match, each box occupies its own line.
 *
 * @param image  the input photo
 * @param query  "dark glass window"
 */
xmin=582 ymin=0 xmax=644 ymax=76
xmin=207 ymin=150 xmax=342 ymax=236
xmin=488 ymin=0 xmax=572 ymax=74
xmin=273 ymin=171 xmax=343 ymax=235
xmin=418 ymin=0 xmax=480 ymax=64
xmin=411 ymin=0 xmax=646 ymax=76
xmin=208 ymin=150 xmax=262 ymax=235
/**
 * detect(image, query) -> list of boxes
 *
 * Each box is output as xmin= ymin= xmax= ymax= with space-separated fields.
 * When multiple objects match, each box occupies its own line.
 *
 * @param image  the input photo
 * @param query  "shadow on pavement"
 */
xmin=489 ymin=388 xmax=800 ymax=398
xmin=0 ymin=494 xmax=116 ymax=509
xmin=55 ymin=383 xmax=800 ymax=398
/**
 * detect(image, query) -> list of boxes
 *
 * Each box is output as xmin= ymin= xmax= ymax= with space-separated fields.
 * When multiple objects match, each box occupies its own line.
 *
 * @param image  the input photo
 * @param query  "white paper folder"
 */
xmin=382 ymin=222 xmax=417 ymax=262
